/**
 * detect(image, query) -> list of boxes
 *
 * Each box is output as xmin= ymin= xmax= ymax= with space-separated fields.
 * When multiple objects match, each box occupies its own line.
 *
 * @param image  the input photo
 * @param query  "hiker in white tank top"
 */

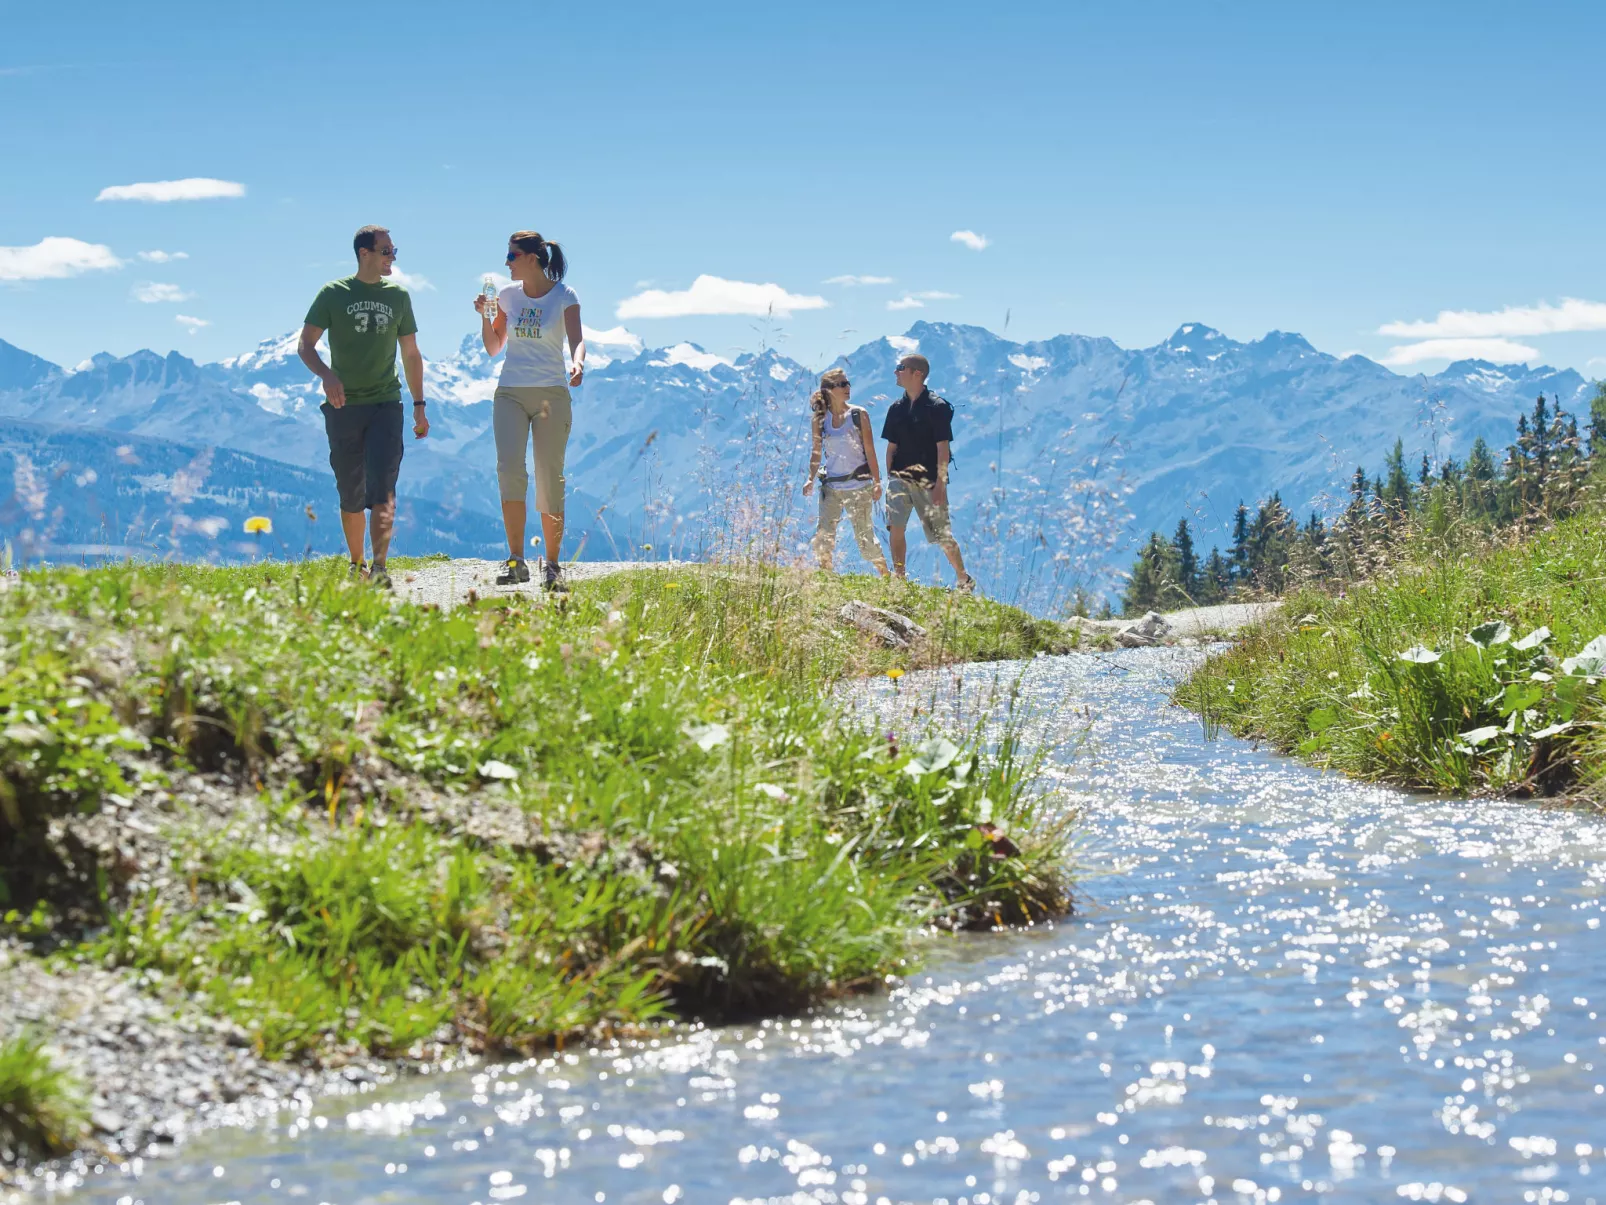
xmin=474 ymin=230 xmax=585 ymax=591
xmin=802 ymin=368 xmax=890 ymax=577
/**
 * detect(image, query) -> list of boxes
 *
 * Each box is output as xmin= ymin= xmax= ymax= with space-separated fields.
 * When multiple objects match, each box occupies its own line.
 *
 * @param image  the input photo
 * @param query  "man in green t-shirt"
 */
xmin=297 ymin=224 xmax=429 ymax=588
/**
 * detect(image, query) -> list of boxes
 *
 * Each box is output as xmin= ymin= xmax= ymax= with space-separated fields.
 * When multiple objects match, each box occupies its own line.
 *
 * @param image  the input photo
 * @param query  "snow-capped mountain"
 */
xmin=0 ymin=321 xmax=1590 ymax=597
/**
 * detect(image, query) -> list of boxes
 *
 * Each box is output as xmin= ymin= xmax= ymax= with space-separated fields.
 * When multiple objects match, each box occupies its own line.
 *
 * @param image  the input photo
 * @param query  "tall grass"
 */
xmin=1177 ymin=511 xmax=1606 ymax=801
xmin=0 ymin=1034 xmax=86 ymax=1164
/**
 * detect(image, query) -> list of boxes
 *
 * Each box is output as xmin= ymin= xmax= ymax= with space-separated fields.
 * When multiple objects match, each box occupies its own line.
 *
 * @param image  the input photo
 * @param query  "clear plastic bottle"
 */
xmin=480 ymin=275 xmax=499 ymax=323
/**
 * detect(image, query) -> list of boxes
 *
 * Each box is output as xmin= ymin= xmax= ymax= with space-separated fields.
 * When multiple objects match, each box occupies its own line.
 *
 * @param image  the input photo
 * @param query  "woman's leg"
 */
xmin=845 ymin=488 xmax=890 ymax=576
xmin=813 ymin=486 xmax=843 ymax=571
xmin=493 ymin=388 xmax=535 ymax=559
xmin=530 ymin=387 xmax=572 ymax=566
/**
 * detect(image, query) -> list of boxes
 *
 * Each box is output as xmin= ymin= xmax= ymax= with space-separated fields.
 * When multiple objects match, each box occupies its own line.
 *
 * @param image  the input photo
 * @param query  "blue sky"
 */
xmin=5 ymin=1 xmax=1606 ymax=377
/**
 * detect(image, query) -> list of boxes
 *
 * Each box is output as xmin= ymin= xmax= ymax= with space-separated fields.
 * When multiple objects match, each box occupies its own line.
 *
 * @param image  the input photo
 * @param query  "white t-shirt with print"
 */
xmin=497 ymin=282 xmax=579 ymax=387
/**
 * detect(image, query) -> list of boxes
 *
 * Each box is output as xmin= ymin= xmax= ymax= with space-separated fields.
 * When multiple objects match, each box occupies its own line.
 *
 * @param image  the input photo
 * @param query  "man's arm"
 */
xmin=399 ymin=333 xmax=428 ymax=439
xmin=297 ymin=323 xmax=344 ymax=408
xmin=932 ymin=441 xmax=951 ymax=506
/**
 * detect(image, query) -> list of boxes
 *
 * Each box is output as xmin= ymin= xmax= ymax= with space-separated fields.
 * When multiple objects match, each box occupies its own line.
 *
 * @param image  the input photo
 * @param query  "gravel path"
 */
xmin=1161 ymin=599 xmax=1280 ymax=636
xmin=396 ymin=558 xmax=678 ymax=611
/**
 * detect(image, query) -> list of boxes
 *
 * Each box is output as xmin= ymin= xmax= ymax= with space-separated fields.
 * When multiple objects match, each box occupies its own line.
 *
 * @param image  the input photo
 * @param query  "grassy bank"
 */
xmin=1176 ymin=512 xmax=1606 ymax=801
xmin=0 ymin=559 xmax=1073 ymax=1162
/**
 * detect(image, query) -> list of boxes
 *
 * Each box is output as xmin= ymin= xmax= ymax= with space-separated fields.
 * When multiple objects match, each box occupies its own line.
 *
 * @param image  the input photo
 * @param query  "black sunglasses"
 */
xmin=831 ymin=380 xmax=851 ymax=388
xmin=374 ymin=246 xmax=398 ymax=258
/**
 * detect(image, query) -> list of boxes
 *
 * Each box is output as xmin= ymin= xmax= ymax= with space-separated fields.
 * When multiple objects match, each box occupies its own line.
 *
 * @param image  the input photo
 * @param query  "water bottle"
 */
xmin=480 ymin=275 xmax=499 ymax=322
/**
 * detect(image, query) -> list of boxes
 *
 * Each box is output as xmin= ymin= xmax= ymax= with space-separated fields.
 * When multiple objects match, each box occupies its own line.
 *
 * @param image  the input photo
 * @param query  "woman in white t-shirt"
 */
xmin=474 ymin=229 xmax=585 ymax=589
xmin=802 ymin=368 xmax=890 ymax=576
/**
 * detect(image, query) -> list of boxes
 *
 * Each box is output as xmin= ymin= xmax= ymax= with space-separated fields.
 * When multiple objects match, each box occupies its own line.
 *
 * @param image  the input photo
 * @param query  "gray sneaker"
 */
xmin=542 ymin=560 xmax=567 ymax=593
xmin=496 ymin=557 xmax=531 ymax=585
xmin=348 ymin=560 xmax=367 ymax=582
xmin=369 ymin=564 xmax=393 ymax=590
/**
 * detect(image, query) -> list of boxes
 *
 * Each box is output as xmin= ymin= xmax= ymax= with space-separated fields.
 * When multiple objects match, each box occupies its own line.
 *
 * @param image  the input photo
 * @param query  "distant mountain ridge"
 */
xmin=0 ymin=322 xmax=1590 ymax=594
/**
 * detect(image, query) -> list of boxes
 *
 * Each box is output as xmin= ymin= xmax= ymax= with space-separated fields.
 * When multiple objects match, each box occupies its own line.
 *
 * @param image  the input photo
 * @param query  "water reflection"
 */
xmin=58 ymin=649 xmax=1606 ymax=1204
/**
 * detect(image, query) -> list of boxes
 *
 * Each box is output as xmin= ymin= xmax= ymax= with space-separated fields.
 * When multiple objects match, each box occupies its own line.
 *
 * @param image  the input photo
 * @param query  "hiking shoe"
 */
xmin=542 ymin=560 xmax=568 ymax=593
xmin=348 ymin=560 xmax=367 ymax=582
xmin=369 ymin=564 xmax=393 ymax=590
xmin=496 ymin=557 xmax=531 ymax=586
xmin=956 ymin=573 xmax=977 ymax=595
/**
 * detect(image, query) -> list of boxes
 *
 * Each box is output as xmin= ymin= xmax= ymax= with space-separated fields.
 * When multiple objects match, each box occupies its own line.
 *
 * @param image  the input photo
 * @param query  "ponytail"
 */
xmin=811 ymin=368 xmax=849 ymax=418
xmin=509 ymin=230 xmax=568 ymax=281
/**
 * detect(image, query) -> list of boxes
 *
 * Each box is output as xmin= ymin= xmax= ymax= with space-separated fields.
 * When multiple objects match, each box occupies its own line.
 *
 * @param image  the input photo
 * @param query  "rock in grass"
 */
xmin=1116 ymin=611 xmax=1172 ymax=648
xmin=838 ymin=601 xmax=927 ymax=649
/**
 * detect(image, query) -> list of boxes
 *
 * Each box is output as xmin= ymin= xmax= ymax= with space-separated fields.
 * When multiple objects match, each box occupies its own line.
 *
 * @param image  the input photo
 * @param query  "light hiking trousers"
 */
xmin=814 ymin=484 xmax=888 ymax=571
xmin=493 ymin=385 xmax=571 ymax=514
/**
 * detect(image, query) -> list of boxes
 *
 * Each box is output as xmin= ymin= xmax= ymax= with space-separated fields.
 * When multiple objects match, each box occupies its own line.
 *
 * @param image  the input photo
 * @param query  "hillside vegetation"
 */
xmin=1175 ymin=396 xmax=1606 ymax=806
xmin=0 ymin=559 xmax=1074 ymax=1164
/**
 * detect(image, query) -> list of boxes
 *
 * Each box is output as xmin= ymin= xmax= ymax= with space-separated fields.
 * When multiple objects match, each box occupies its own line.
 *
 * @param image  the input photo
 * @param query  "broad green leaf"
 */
xmin=1531 ymin=721 xmax=1575 ymax=740
xmin=1560 ymin=634 xmax=1606 ymax=678
xmin=1512 ymin=626 xmax=1552 ymax=651
xmin=685 ymin=722 xmax=730 ymax=751
xmin=1458 ymin=726 xmax=1502 ymax=746
xmin=1306 ymin=707 xmax=1339 ymax=733
xmin=1397 ymin=645 xmax=1440 ymax=664
xmin=1466 ymin=620 xmax=1511 ymax=648
xmin=905 ymin=736 xmax=961 ymax=777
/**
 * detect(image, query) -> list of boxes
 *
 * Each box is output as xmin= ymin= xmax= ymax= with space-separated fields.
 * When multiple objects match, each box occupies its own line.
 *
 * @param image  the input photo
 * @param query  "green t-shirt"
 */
xmin=303 ymin=276 xmax=418 ymax=404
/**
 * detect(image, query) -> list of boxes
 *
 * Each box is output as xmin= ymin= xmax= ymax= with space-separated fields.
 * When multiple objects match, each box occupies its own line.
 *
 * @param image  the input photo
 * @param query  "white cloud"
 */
xmin=132 ymin=282 xmax=191 ymax=303
xmin=387 ymin=268 xmax=433 ymax=291
xmin=174 ymin=314 xmax=210 ymax=333
xmin=1379 ymin=297 xmax=1606 ymax=339
xmin=1379 ymin=337 xmax=1539 ymax=366
xmin=96 ymin=177 xmax=246 ymax=203
xmin=824 ymin=274 xmax=894 ymax=286
xmin=616 ymin=274 xmax=828 ymax=319
xmin=950 ymin=230 xmax=989 ymax=251
xmin=886 ymin=291 xmax=958 ymax=311
xmin=137 ymin=249 xmax=188 ymax=263
xmin=0 ymin=236 xmax=123 ymax=281
xmin=582 ymin=325 xmax=644 ymax=355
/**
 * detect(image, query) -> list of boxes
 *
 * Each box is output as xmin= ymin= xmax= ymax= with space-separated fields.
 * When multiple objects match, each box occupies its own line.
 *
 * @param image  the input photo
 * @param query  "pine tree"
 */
xmin=1382 ymin=439 xmax=1412 ymax=514
xmin=1230 ymin=503 xmax=1251 ymax=582
xmin=1418 ymin=452 xmax=1432 ymax=486
xmin=1587 ymin=382 xmax=1606 ymax=457
xmin=1170 ymin=518 xmax=1199 ymax=604
xmin=1123 ymin=532 xmax=1178 ymax=615
xmin=1202 ymin=547 xmax=1231 ymax=604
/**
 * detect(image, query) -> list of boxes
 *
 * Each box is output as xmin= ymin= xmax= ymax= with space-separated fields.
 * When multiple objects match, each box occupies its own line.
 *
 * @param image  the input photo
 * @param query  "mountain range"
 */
xmin=0 ymin=321 xmax=1591 ymax=600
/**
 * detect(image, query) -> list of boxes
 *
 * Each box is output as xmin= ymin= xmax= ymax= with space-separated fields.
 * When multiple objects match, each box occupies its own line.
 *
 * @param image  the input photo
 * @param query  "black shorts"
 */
xmin=322 ymin=401 xmax=403 ymax=512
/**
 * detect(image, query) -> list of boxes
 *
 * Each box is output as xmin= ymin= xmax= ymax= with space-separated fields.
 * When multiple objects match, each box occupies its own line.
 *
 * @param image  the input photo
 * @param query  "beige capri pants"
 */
xmin=814 ymin=484 xmax=888 ymax=570
xmin=493 ymin=385 xmax=572 ymax=514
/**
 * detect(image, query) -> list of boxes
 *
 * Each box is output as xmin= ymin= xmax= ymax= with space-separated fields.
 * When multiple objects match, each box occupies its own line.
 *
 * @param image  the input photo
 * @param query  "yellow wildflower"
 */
xmin=243 ymin=516 xmax=273 ymax=534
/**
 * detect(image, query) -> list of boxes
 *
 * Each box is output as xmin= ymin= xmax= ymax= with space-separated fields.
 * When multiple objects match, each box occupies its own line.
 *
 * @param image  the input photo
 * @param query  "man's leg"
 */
xmin=323 ymin=402 xmax=369 ymax=568
xmin=364 ymin=402 xmax=405 ymax=580
xmin=915 ymin=484 xmax=969 ymax=584
xmin=340 ymin=510 xmax=366 ymax=566
xmin=885 ymin=480 xmax=912 ymax=577
xmin=369 ymin=499 xmax=395 ymax=565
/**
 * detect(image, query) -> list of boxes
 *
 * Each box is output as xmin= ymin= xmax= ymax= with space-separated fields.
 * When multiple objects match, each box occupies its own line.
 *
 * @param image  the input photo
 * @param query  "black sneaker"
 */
xmin=369 ymin=564 xmax=393 ymax=590
xmin=496 ymin=557 xmax=530 ymax=585
xmin=542 ymin=560 xmax=567 ymax=593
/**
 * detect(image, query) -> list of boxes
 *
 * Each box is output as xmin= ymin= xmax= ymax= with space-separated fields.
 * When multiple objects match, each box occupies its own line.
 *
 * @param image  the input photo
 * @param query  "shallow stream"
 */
xmin=60 ymin=649 xmax=1606 ymax=1203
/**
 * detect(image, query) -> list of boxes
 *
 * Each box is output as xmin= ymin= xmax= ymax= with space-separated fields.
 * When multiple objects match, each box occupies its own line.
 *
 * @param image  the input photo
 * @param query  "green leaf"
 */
xmin=1560 ymin=634 xmax=1606 ymax=678
xmin=1397 ymin=645 xmax=1440 ymax=664
xmin=1306 ymin=707 xmax=1339 ymax=733
xmin=904 ymin=736 xmax=961 ymax=778
xmin=1458 ymin=726 xmax=1502 ymax=746
xmin=1512 ymin=626 xmax=1552 ymax=652
xmin=1466 ymin=620 xmax=1512 ymax=649
xmin=1500 ymin=683 xmax=1543 ymax=716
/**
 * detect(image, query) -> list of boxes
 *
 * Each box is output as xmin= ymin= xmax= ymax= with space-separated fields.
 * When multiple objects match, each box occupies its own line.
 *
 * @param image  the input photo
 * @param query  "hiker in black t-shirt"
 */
xmin=881 ymin=354 xmax=975 ymax=592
